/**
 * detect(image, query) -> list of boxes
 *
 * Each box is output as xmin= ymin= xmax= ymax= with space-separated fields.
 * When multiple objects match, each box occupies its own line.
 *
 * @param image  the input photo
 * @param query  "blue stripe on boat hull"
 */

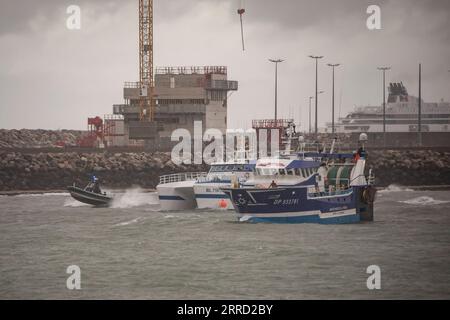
xmin=158 ymin=195 xmax=185 ymax=200
xmin=195 ymin=193 xmax=227 ymax=199
xmin=241 ymin=213 xmax=360 ymax=224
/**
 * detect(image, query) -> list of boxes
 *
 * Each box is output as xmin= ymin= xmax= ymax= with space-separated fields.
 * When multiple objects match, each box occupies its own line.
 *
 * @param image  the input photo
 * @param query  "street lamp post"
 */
xmin=308 ymin=91 xmax=324 ymax=135
xmin=269 ymin=59 xmax=284 ymax=120
xmin=308 ymin=96 xmax=314 ymax=134
xmin=309 ymin=55 xmax=324 ymax=137
xmin=418 ymin=63 xmax=422 ymax=146
xmin=327 ymin=63 xmax=340 ymax=134
xmin=377 ymin=66 xmax=391 ymax=147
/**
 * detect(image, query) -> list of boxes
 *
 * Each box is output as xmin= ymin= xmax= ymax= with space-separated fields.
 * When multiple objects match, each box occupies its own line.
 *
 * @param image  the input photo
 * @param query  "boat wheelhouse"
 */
xmin=193 ymin=161 xmax=256 ymax=210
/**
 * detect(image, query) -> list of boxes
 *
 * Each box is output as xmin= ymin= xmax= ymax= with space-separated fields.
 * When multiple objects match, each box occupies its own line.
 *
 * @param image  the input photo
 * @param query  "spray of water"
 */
xmin=379 ymin=184 xmax=414 ymax=193
xmin=110 ymin=188 xmax=159 ymax=209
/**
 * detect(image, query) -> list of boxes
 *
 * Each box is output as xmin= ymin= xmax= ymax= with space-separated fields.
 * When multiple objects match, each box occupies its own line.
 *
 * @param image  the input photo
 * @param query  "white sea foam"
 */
xmin=114 ymin=217 xmax=144 ymax=226
xmin=110 ymin=188 xmax=159 ymax=209
xmin=63 ymin=197 xmax=89 ymax=207
xmin=379 ymin=184 xmax=414 ymax=193
xmin=14 ymin=192 xmax=70 ymax=197
xmin=239 ymin=215 xmax=252 ymax=222
xmin=400 ymin=196 xmax=450 ymax=206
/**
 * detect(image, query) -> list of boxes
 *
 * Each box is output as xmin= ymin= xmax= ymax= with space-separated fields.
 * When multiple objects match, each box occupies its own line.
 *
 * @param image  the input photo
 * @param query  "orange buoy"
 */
xmin=219 ymin=199 xmax=228 ymax=209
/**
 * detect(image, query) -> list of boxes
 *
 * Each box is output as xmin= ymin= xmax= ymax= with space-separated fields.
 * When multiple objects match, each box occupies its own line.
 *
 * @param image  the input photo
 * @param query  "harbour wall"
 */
xmin=0 ymin=149 xmax=449 ymax=191
xmin=0 ymin=151 xmax=207 ymax=191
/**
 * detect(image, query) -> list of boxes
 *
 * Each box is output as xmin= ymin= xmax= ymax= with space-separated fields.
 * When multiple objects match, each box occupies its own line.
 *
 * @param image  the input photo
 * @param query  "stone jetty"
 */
xmin=0 ymin=151 xmax=207 ymax=191
xmin=0 ymin=149 xmax=449 ymax=191
xmin=0 ymin=129 xmax=84 ymax=148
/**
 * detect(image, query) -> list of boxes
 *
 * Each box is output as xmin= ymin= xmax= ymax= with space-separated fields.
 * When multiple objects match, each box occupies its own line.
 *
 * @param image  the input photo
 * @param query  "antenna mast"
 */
xmin=237 ymin=1 xmax=245 ymax=51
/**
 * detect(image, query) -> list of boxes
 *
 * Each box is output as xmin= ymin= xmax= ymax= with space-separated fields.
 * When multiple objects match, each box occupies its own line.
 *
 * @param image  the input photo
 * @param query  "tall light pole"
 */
xmin=418 ymin=63 xmax=422 ymax=146
xmin=269 ymin=59 xmax=284 ymax=120
xmin=308 ymin=90 xmax=324 ymax=135
xmin=309 ymin=55 xmax=324 ymax=137
xmin=377 ymin=66 xmax=391 ymax=147
xmin=308 ymin=96 xmax=314 ymax=134
xmin=327 ymin=63 xmax=340 ymax=134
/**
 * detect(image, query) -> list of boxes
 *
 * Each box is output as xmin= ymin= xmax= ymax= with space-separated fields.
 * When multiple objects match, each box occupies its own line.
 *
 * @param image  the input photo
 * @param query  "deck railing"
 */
xmin=158 ymin=172 xmax=207 ymax=185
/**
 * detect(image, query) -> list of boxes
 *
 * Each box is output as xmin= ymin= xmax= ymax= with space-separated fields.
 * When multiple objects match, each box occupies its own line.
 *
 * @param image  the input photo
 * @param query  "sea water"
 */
xmin=0 ymin=186 xmax=449 ymax=299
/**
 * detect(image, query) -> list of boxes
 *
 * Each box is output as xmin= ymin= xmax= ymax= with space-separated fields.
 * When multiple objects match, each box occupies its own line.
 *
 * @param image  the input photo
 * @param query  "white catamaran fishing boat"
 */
xmin=156 ymin=172 xmax=207 ymax=211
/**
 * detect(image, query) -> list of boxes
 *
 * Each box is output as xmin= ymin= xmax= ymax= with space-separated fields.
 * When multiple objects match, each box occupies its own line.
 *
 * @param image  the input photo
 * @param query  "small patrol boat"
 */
xmin=67 ymin=176 xmax=113 ymax=206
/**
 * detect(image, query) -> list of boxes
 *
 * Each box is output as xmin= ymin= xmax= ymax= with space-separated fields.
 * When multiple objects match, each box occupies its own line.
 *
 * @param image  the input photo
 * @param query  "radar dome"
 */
xmin=359 ymin=133 xmax=368 ymax=142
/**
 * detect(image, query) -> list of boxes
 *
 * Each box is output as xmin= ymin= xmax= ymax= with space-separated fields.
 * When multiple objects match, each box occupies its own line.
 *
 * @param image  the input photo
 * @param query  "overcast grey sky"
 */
xmin=0 ymin=0 xmax=449 ymax=130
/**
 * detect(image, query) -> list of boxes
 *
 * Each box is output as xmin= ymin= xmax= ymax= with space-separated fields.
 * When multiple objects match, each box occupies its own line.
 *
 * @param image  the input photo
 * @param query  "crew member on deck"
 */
xmin=93 ymin=179 xmax=101 ymax=194
xmin=269 ymin=180 xmax=278 ymax=188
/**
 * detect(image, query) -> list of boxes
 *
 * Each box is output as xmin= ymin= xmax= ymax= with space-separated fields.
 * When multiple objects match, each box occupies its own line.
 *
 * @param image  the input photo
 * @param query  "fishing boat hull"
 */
xmin=193 ymin=183 xmax=233 ymax=210
xmin=157 ymin=180 xmax=197 ymax=211
xmin=221 ymin=185 xmax=375 ymax=224
xmin=67 ymin=186 xmax=112 ymax=206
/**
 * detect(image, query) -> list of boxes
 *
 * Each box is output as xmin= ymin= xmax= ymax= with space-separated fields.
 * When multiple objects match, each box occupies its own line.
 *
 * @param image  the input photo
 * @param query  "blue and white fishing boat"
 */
xmin=221 ymin=134 xmax=376 ymax=224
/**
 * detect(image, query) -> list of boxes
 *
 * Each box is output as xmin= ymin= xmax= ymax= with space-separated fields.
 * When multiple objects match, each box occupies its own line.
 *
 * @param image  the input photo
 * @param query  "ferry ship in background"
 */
xmin=329 ymin=82 xmax=450 ymax=134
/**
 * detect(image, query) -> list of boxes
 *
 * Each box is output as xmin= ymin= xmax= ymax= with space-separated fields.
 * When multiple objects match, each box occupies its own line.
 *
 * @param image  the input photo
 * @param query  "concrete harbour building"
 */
xmin=111 ymin=66 xmax=238 ymax=147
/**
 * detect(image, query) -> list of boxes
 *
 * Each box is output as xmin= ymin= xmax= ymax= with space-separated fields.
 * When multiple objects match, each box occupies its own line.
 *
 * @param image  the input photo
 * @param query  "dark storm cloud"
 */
xmin=0 ymin=0 xmax=212 ymax=35
xmin=0 ymin=0 xmax=123 ymax=35
xmin=247 ymin=0 xmax=386 ymax=28
xmin=2 ymin=0 xmax=449 ymax=36
xmin=0 ymin=0 xmax=449 ymax=129
xmin=246 ymin=0 xmax=449 ymax=28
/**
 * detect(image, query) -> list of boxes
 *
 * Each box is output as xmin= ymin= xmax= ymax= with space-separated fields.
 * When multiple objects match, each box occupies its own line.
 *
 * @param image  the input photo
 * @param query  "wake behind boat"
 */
xmin=67 ymin=176 xmax=113 ymax=206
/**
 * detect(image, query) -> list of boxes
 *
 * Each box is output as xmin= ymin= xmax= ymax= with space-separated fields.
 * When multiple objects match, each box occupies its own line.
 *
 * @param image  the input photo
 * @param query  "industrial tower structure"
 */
xmin=139 ymin=0 xmax=154 ymax=122
xmin=109 ymin=0 xmax=238 ymax=148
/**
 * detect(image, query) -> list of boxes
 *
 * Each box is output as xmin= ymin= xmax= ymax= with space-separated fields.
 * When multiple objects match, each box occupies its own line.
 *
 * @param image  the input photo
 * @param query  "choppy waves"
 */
xmin=113 ymin=216 xmax=146 ymax=226
xmin=11 ymin=192 xmax=70 ymax=197
xmin=379 ymin=184 xmax=414 ymax=193
xmin=63 ymin=197 xmax=89 ymax=207
xmin=400 ymin=196 xmax=450 ymax=206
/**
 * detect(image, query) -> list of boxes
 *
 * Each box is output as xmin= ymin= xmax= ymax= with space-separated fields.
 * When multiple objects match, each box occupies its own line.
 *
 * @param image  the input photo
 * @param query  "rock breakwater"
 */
xmin=0 ymin=151 xmax=207 ymax=191
xmin=0 ymin=149 xmax=449 ymax=191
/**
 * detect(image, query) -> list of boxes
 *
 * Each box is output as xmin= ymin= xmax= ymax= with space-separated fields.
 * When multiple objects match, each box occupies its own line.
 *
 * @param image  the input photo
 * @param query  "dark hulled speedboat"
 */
xmin=67 ymin=177 xmax=112 ymax=206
